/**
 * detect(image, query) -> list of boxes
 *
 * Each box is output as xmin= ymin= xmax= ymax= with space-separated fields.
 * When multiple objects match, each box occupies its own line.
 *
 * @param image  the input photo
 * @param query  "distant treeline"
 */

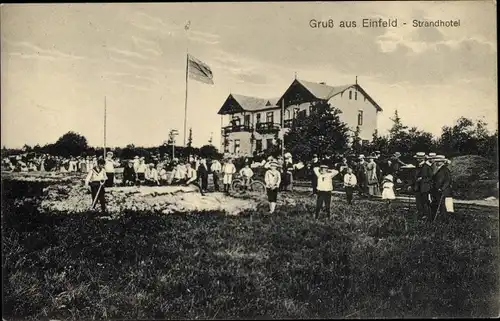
xmin=2 ymin=108 xmax=498 ymax=163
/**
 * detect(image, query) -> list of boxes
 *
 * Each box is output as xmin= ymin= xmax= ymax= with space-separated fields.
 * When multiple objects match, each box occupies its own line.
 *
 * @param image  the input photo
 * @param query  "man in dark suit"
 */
xmin=431 ymin=155 xmax=452 ymax=219
xmin=197 ymin=158 xmax=209 ymax=193
xmin=414 ymin=152 xmax=433 ymax=219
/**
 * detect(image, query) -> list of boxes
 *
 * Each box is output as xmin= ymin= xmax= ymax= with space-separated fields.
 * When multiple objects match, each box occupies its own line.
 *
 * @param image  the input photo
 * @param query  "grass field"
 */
xmin=2 ymin=177 xmax=499 ymax=320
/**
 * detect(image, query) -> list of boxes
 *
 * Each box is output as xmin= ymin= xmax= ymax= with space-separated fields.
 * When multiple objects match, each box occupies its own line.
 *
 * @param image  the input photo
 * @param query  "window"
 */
xmin=256 ymin=139 xmax=262 ymax=151
xmin=266 ymin=112 xmax=274 ymax=123
xmin=244 ymin=115 xmax=250 ymax=127
xmin=349 ymin=91 xmax=352 ymax=100
xmin=266 ymin=139 xmax=273 ymax=149
xmin=232 ymin=116 xmax=240 ymax=126
xmin=355 ymin=91 xmax=358 ymax=100
xmin=309 ymin=105 xmax=315 ymax=115
xmin=357 ymin=110 xmax=363 ymax=126
xmin=234 ymin=139 xmax=240 ymax=154
xmin=256 ymin=113 xmax=261 ymax=124
xmin=285 ymin=109 xmax=291 ymax=120
xmin=297 ymin=110 xmax=307 ymax=119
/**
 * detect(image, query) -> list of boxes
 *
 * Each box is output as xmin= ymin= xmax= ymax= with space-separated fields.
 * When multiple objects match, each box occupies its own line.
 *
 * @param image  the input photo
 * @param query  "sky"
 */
xmin=1 ymin=2 xmax=497 ymax=149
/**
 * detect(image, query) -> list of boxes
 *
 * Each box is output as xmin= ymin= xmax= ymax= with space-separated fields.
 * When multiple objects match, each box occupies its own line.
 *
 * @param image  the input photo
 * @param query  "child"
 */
xmin=264 ymin=161 xmax=281 ymax=214
xmin=239 ymin=163 xmax=254 ymax=191
xmin=343 ymin=167 xmax=357 ymax=205
xmin=382 ymin=174 xmax=396 ymax=207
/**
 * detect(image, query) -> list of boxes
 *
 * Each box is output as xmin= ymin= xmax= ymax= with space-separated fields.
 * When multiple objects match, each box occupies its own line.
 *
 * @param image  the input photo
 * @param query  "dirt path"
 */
xmin=291 ymin=186 xmax=499 ymax=208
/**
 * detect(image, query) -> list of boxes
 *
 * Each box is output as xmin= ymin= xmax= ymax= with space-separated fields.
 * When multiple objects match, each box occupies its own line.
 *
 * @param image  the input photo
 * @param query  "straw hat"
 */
xmin=428 ymin=152 xmax=437 ymax=158
xmin=383 ymin=174 xmax=394 ymax=182
xmin=358 ymin=154 xmax=365 ymax=159
xmin=269 ymin=161 xmax=279 ymax=168
xmin=433 ymin=155 xmax=447 ymax=162
xmin=284 ymin=152 xmax=292 ymax=158
xmin=134 ymin=156 xmax=139 ymax=159
xmin=414 ymin=152 xmax=426 ymax=159
xmin=320 ymin=164 xmax=329 ymax=169
xmin=393 ymin=152 xmax=401 ymax=157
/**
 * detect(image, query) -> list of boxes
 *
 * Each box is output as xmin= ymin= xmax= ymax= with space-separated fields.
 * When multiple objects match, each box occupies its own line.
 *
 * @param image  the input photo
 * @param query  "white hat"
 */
xmin=284 ymin=152 xmax=292 ymax=158
xmin=428 ymin=153 xmax=437 ymax=157
xmin=434 ymin=155 xmax=447 ymax=162
xmin=384 ymin=174 xmax=393 ymax=182
xmin=414 ymin=152 xmax=426 ymax=159
xmin=358 ymin=154 xmax=365 ymax=159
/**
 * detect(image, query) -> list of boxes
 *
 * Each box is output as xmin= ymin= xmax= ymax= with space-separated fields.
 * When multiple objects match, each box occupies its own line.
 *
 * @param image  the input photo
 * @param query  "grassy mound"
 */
xmin=2 ymin=179 xmax=499 ymax=319
xmin=448 ymin=155 xmax=498 ymax=200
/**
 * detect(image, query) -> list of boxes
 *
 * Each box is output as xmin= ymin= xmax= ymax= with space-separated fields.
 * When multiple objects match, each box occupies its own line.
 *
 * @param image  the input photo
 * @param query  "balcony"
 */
xmin=283 ymin=119 xmax=295 ymax=128
xmin=222 ymin=124 xmax=253 ymax=135
xmin=255 ymin=122 xmax=280 ymax=134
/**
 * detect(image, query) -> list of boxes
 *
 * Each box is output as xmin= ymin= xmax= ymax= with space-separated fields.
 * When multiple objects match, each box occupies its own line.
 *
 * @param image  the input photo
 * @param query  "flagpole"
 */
xmin=281 ymin=98 xmax=285 ymax=158
xmin=183 ymin=52 xmax=189 ymax=147
xmin=104 ymin=96 xmax=107 ymax=159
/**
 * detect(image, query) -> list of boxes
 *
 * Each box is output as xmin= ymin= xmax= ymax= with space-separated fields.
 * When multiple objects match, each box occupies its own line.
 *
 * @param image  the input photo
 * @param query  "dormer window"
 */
xmin=349 ymin=91 xmax=352 ymax=100
xmin=355 ymin=91 xmax=358 ymax=100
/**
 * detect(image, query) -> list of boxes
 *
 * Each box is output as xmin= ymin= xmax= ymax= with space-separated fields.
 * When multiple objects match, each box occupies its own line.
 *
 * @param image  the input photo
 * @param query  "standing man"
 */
xmin=389 ymin=152 xmax=406 ymax=180
xmin=122 ymin=160 xmax=136 ymax=186
xmin=313 ymin=164 xmax=339 ymax=219
xmin=356 ymin=155 xmax=368 ymax=197
xmin=283 ymin=152 xmax=294 ymax=191
xmin=431 ymin=155 xmax=452 ymax=218
xmin=104 ymin=151 xmax=118 ymax=187
xmin=210 ymin=158 xmax=222 ymax=192
xmin=84 ymin=158 xmax=107 ymax=213
xmin=222 ymin=158 xmax=236 ymax=195
xmin=414 ymin=152 xmax=433 ymax=219
xmin=197 ymin=158 xmax=209 ymax=193
xmin=135 ymin=157 xmax=147 ymax=185
xmin=309 ymin=154 xmax=320 ymax=195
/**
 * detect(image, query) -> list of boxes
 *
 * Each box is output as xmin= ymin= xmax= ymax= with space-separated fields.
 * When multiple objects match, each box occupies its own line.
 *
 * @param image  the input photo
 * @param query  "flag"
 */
xmin=187 ymin=54 xmax=214 ymax=85
xmin=185 ymin=20 xmax=191 ymax=31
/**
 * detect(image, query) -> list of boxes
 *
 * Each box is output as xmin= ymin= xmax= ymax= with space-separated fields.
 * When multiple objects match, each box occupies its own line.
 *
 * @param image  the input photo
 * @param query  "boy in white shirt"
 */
xmin=264 ymin=161 xmax=281 ymax=214
xmin=239 ymin=163 xmax=254 ymax=191
xmin=343 ymin=167 xmax=357 ymax=205
xmin=313 ymin=164 xmax=339 ymax=219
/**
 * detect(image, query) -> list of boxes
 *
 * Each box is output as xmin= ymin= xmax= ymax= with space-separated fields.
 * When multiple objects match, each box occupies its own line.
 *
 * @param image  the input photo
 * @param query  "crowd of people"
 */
xmin=3 ymin=149 xmax=453 ymax=221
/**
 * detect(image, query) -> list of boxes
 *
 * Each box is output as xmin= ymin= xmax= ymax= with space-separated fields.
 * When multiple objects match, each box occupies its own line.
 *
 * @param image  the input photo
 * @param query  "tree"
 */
xmin=371 ymin=129 xmax=389 ymax=155
xmin=187 ymin=128 xmax=193 ymax=148
xmin=387 ymin=110 xmax=413 ymax=154
xmin=351 ymin=126 xmax=362 ymax=154
xmin=53 ymin=131 xmax=88 ymax=157
xmin=284 ymin=101 xmax=350 ymax=161
xmin=388 ymin=109 xmax=407 ymax=139
xmin=199 ymin=144 xmax=221 ymax=160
